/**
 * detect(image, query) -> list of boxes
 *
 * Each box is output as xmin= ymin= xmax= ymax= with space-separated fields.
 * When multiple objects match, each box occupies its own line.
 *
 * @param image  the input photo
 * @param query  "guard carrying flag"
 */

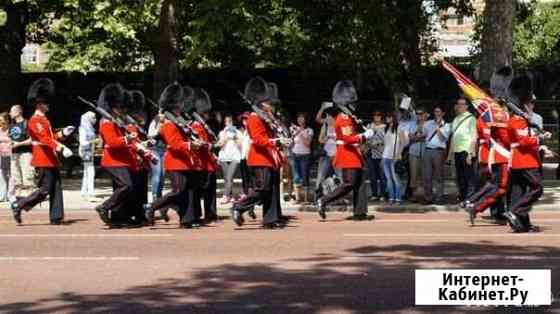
xmin=231 ymin=77 xmax=288 ymax=229
xmin=11 ymin=78 xmax=75 ymax=225
xmin=315 ymin=80 xmax=374 ymax=220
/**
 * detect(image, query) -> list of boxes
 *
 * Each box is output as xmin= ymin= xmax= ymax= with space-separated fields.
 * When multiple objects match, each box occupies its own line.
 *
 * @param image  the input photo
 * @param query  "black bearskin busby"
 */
xmin=244 ymin=77 xmax=270 ymax=106
xmin=490 ymin=66 xmax=514 ymax=99
xmin=508 ymin=74 xmax=534 ymax=106
xmin=267 ymin=82 xmax=281 ymax=105
xmin=182 ymin=85 xmax=196 ymax=113
xmin=27 ymin=78 xmax=55 ymax=106
xmin=194 ymin=88 xmax=212 ymax=114
xmin=159 ymin=83 xmax=185 ymax=112
xmin=128 ymin=90 xmax=146 ymax=114
xmin=332 ymin=80 xmax=358 ymax=106
xmin=98 ymin=83 xmax=125 ymax=111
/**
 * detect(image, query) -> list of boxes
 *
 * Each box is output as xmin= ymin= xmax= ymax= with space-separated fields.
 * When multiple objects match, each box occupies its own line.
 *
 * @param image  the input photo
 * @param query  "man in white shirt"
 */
xmin=422 ymin=106 xmax=450 ymax=205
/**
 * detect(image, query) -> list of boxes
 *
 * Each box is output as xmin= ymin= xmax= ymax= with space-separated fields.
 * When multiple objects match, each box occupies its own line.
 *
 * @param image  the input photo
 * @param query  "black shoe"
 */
xmin=204 ymin=214 xmax=219 ymax=223
xmin=504 ymin=212 xmax=524 ymax=232
xmin=262 ymin=222 xmax=285 ymax=229
xmin=143 ymin=204 xmax=155 ymax=226
xmin=468 ymin=206 xmax=476 ymax=226
xmin=349 ymin=214 xmax=371 ymax=221
xmin=180 ymin=222 xmax=193 ymax=229
xmin=95 ymin=205 xmax=110 ymax=224
xmin=11 ymin=202 xmax=22 ymax=225
xmin=232 ymin=209 xmax=244 ymax=227
xmin=316 ymin=199 xmax=326 ymax=220
xmin=527 ymin=225 xmax=541 ymax=233
xmin=160 ymin=209 xmax=170 ymax=222
xmin=248 ymin=208 xmax=257 ymax=220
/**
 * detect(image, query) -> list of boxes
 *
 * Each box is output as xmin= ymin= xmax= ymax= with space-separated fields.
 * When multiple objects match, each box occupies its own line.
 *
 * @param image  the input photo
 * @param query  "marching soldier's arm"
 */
xmin=100 ymin=121 xmax=128 ymax=148
xmin=162 ymin=123 xmax=191 ymax=156
xmin=247 ymin=115 xmax=275 ymax=148
xmin=30 ymin=118 xmax=61 ymax=150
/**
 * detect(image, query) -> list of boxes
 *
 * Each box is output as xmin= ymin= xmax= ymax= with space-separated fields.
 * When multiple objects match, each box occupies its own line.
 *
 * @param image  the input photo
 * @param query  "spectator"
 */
xmin=449 ymin=97 xmax=477 ymax=202
xmin=148 ymin=112 xmax=166 ymax=201
xmin=407 ymin=107 xmax=428 ymax=202
xmin=238 ymin=112 xmax=252 ymax=198
xmin=8 ymin=104 xmax=33 ymax=200
xmin=422 ymin=106 xmax=450 ymax=205
xmin=0 ymin=113 xmax=12 ymax=202
xmin=382 ymin=112 xmax=409 ymax=205
xmin=526 ymin=98 xmax=543 ymax=134
xmin=290 ymin=112 xmax=314 ymax=203
xmin=366 ymin=110 xmax=386 ymax=200
xmin=397 ymin=106 xmax=416 ymax=200
xmin=78 ymin=111 xmax=97 ymax=201
xmin=217 ymin=115 xmax=242 ymax=204
xmin=314 ymin=103 xmax=339 ymax=196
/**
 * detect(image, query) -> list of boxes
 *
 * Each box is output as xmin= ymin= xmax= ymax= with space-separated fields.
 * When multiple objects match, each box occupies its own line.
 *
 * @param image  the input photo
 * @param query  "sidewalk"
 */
xmin=1 ymin=175 xmax=558 ymax=214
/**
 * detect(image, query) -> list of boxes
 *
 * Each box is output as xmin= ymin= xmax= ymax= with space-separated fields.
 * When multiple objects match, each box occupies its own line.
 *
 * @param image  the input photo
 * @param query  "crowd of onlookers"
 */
xmin=0 ymin=98 xmax=546 ymax=207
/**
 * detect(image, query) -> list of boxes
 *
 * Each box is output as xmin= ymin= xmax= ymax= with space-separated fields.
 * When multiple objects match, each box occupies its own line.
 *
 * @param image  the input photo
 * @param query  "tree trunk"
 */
xmin=152 ymin=0 xmax=179 ymax=101
xmin=479 ymin=0 xmax=515 ymax=83
xmin=0 ymin=2 xmax=27 ymax=110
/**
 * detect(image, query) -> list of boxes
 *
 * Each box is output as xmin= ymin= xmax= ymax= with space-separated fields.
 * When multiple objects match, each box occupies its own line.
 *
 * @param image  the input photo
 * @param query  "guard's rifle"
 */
xmin=237 ymin=91 xmax=292 ymax=146
xmin=337 ymin=103 xmax=367 ymax=133
xmin=77 ymin=96 xmax=159 ymax=165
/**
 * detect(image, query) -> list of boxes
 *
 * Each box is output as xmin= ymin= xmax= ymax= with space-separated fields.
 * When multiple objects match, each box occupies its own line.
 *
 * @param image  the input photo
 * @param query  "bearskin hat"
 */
xmin=127 ymin=90 xmax=145 ymax=114
xmin=244 ymin=77 xmax=270 ymax=106
xmin=194 ymin=88 xmax=212 ymax=114
xmin=97 ymin=83 xmax=125 ymax=111
xmin=490 ymin=66 xmax=514 ymax=99
xmin=27 ymin=78 xmax=55 ymax=105
xmin=159 ymin=82 xmax=185 ymax=112
xmin=508 ymin=74 xmax=533 ymax=106
xmin=332 ymin=80 xmax=358 ymax=106
xmin=267 ymin=82 xmax=281 ymax=105
xmin=182 ymin=85 xmax=196 ymax=113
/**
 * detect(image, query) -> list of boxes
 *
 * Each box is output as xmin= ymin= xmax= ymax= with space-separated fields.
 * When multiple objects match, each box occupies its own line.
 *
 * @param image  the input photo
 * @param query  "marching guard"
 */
xmin=231 ymin=77 xmax=288 ymax=229
xmin=315 ymin=80 xmax=374 ymax=221
xmin=11 ymin=78 xmax=75 ymax=225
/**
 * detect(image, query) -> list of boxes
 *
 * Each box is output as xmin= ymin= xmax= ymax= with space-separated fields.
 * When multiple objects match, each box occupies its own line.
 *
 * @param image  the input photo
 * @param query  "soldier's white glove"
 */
xmin=360 ymin=129 xmax=374 ymax=140
xmin=59 ymin=145 xmax=73 ymax=158
xmin=63 ymin=126 xmax=76 ymax=136
xmin=542 ymin=131 xmax=552 ymax=139
xmin=539 ymin=145 xmax=554 ymax=158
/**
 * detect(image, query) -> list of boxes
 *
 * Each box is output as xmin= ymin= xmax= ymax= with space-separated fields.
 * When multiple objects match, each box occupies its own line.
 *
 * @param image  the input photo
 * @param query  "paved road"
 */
xmin=0 ymin=209 xmax=559 ymax=313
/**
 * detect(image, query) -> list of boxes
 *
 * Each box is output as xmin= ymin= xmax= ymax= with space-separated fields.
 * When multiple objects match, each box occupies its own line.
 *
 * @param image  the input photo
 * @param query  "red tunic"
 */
xmin=191 ymin=121 xmax=218 ymax=172
xmin=126 ymin=124 xmax=150 ymax=171
xmin=507 ymin=115 xmax=540 ymax=169
xmin=28 ymin=113 xmax=60 ymax=168
xmin=333 ymin=113 xmax=363 ymax=169
xmin=99 ymin=119 xmax=137 ymax=169
xmin=476 ymin=118 xmax=490 ymax=165
xmin=489 ymin=124 xmax=511 ymax=164
xmin=246 ymin=113 xmax=284 ymax=169
xmin=160 ymin=120 xmax=196 ymax=171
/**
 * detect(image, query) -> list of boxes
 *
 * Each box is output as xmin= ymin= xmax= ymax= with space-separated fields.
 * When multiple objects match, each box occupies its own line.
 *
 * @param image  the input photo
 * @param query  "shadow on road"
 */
xmin=1 ymin=242 xmax=558 ymax=313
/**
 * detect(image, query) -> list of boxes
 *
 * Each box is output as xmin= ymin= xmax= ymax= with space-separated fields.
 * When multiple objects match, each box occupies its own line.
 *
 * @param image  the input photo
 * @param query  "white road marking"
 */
xmin=0 ymin=234 xmax=173 ymax=238
xmin=344 ymin=233 xmax=560 ymax=238
xmin=0 ymin=257 xmax=139 ymax=261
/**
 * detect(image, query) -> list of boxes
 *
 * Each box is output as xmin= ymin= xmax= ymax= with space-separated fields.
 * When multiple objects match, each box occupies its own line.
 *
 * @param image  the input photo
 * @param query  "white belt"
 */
xmin=479 ymin=139 xmax=487 ymax=144
xmin=336 ymin=140 xmax=359 ymax=147
xmin=511 ymin=143 xmax=520 ymax=148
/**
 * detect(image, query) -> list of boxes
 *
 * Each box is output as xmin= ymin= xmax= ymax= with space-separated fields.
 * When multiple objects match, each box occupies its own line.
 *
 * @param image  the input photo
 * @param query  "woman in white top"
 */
xmin=78 ymin=111 xmax=97 ymax=201
xmin=314 ymin=103 xmax=339 ymax=195
xmin=290 ymin=112 xmax=314 ymax=203
xmin=238 ymin=112 xmax=252 ymax=199
xmin=382 ymin=112 xmax=409 ymax=205
xmin=217 ymin=115 xmax=243 ymax=204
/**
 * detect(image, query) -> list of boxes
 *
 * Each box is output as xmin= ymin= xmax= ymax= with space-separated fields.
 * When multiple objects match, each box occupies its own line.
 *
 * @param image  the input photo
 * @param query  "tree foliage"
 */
xmin=513 ymin=1 xmax=560 ymax=68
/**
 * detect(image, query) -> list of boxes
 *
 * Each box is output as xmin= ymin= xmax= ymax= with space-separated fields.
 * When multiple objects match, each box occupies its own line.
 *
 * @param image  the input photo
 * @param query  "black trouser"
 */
xmin=151 ymin=171 xmax=198 ymax=224
xmin=131 ymin=169 xmax=149 ymax=221
xmin=240 ymin=159 xmax=251 ymax=195
xmin=321 ymin=168 xmax=368 ymax=216
xmin=509 ymin=169 xmax=543 ymax=223
xmin=199 ymin=171 xmax=217 ymax=219
xmin=233 ymin=166 xmax=281 ymax=224
xmin=101 ymin=167 xmax=134 ymax=215
xmin=17 ymin=167 xmax=64 ymax=222
xmin=454 ymin=152 xmax=475 ymax=201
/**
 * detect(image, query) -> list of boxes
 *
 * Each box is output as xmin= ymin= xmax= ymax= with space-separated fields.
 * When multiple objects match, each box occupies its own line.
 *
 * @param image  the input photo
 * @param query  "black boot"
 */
xmin=143 ymin=204 xmax=155 ymax=226
xmin=316 ymin=198 xmax=326 ymax=220
xmin=95 ymin=205 xmax=110 ymax=225
xmin=10 ymin=202 xmax=22 ymax=225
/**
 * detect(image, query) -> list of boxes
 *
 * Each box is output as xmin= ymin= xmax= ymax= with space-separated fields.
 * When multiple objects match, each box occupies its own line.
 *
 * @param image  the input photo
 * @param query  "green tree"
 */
xmin=513 ymin=1 xmax=560 ymax=67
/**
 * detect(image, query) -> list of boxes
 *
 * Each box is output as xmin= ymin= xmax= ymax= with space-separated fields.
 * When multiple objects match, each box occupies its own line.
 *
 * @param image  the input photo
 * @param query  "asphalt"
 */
xmin=0 ymin=208 xmax=559 ymax=314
